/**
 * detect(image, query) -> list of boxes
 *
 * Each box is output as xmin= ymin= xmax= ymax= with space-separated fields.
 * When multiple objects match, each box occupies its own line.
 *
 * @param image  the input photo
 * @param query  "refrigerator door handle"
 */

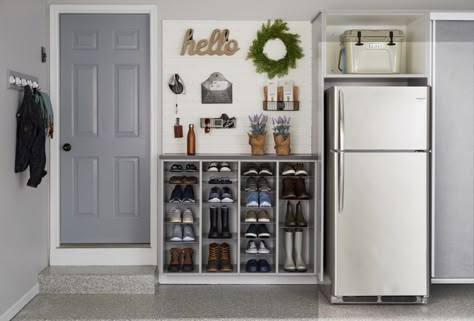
xmin=338 ymin=89 xmax=345 ymax=150
xmin=338 ymin=152 xmax=345 ymax=214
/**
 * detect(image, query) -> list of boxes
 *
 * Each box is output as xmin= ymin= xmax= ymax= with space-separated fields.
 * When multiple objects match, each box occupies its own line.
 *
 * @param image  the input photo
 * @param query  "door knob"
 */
xmin=62 ymin=143 xmax=71 ymax=151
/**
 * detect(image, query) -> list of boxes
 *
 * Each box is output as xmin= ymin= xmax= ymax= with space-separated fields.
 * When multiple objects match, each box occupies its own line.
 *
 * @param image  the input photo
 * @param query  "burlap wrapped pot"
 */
xmin=248 ymin=134 xmax=266 ymax=156
xmin=273 ymin=133 xmax=291 ymax=156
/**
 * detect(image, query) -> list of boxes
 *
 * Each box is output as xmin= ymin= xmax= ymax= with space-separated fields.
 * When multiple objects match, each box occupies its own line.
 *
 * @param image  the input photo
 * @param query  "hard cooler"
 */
xmin=340 ymin=29 xmax=405 ymax=74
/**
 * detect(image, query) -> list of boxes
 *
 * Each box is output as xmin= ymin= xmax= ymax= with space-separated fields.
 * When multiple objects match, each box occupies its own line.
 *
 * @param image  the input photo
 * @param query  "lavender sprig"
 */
xmin=272 ymin=116 xmax=291 ymax=140
xmin=248 ymin=113 xmax=268 ymax=136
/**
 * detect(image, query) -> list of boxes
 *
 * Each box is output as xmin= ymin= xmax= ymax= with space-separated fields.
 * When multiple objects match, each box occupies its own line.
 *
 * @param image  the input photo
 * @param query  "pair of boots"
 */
xmin=285 ymin=201 xmax=307 ymax=227
xmin=168 ymin=248 xmax=194 ymax=272
xmin=281 ymin=178 xmax=309 ymax=199
xmin=207 ymin=242 xmax=233 ymax=272
xmin=209 ymin=206 xmax=231 ymax=238
xmin=284 ymin=229 xmax=306 ymax=272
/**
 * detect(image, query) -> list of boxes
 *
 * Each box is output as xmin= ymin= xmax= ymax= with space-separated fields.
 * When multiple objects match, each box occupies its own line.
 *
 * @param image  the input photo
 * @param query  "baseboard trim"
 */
xmin=0 ymin=283 xmax=39 ymax=321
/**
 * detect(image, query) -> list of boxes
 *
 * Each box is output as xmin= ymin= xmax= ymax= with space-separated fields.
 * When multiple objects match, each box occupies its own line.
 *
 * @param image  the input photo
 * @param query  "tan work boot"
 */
xmin=182 ymin=248 xmax=194 ymax=272
xmin=168 ymin=248 xmax=181 ymax=273
xmin=207 ymin=243 xmax=220 ymax=272
xmin=220 ymin=242 xmax=233 ymax=272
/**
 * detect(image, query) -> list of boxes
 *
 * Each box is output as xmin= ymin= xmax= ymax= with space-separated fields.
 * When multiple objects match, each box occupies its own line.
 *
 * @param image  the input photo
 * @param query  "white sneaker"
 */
xmin=182 ymin=224 xmax=195 ymax=242
xmin=169 ymin=208 xmax=182 ymax=223
xmin=258 ymin=240 xmax=270 ymax=254
xmin=170 ymin=224 xmax=183 ymax=241
xmin=182 ymin=208 xmax=194 ymax=223
xmin=246 ymin=240 xmax=258 ymax=254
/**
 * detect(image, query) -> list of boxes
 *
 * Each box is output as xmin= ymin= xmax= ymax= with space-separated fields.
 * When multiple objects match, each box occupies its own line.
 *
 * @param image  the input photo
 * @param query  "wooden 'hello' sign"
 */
xmin=180 ymin=28 xmax=240 ymax=56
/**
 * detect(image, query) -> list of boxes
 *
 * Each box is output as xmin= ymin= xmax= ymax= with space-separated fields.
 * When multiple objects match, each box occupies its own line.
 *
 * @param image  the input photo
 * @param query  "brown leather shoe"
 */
xmin=182 ymin=176 xmax=198 ymax=184
xmin=285 ymin=201 xmax=296 ymax=227
xmin=281 ymin=178 xmax=296 ymax=199
xmin=220 ymin=242 xmax=233 ymax=272
xmin=257 ymin=210 xmax=270 ymax=223
xmin=295 ymin=178 xmax=310 ymax=199
xmin=295 ymin=201 xmax=307 ymax=227
xmin=182 ymin=248 xmax=194 ymax=272
xmin=207 ymin=243 xmax=220 ymax=272
xmin=169 ymin=176 xmax=184 ymax=184
xmin=245 ymin=210 xmax=257 ymax=222
xmin=167 ymin=248 xmax=181 ymax=272
xmin=294 ymin=163 xmax=308 ymax=176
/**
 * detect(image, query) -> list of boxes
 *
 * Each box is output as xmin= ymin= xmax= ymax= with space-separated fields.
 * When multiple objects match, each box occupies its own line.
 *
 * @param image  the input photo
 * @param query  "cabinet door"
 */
xmin=434 ymin=21 xmax=474 ymax=280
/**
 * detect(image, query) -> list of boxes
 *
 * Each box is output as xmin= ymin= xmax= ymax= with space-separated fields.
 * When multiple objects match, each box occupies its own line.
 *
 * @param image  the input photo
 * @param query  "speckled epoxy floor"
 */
xmin=13 ymin=284 xmax=474 ymax=321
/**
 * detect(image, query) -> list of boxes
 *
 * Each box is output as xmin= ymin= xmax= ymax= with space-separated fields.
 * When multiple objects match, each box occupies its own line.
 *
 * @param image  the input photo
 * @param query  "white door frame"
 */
xmin=49 ymin=4 xmax=158 ymax=265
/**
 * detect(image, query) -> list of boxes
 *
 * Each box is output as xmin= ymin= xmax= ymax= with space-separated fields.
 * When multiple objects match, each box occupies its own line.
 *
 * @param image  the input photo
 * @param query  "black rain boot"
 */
xmin=208 ymin=206 xmax=220 ymax=238
xmin=220 ymin=206 xmax=232 ymax=238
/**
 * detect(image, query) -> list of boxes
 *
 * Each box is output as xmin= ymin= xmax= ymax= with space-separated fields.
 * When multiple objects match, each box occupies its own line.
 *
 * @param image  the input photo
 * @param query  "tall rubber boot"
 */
xmin=284 ymin=229 xmax=296 ymax=272
xmin=294 ymin=229 xmax=307 ymax=272
xmin=208 ymin=206 xmax=219 ymax=238
xmin=220 ymin=206 xmax=232 ymax=238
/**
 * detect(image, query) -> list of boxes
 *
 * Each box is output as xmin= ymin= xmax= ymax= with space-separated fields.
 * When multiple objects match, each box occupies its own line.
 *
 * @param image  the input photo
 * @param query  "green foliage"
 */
xmin=247 ymin=19 xmax=304 ymax=79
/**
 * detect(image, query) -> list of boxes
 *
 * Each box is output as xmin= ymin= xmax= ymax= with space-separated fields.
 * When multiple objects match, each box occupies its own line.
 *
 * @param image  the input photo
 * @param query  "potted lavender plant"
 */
xmin=272 ymin=116 xmax=291 ymax=155
xmin=248 ymin=113 xmax=268 ymax=156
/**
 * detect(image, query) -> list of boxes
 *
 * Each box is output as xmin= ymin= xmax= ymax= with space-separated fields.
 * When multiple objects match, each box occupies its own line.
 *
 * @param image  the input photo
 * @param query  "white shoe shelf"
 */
xmin=159 ymin=155 xmax=323 ymax=284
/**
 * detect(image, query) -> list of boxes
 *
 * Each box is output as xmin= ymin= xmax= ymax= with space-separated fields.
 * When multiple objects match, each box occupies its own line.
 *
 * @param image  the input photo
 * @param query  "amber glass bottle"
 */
xmin=187 ymin=124 xmax=195 ymax=155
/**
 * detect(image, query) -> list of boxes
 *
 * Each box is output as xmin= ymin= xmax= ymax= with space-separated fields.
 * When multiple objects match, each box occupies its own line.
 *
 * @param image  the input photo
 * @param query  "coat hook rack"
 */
xmin=7 ymin=70 xmax=39 ymax=91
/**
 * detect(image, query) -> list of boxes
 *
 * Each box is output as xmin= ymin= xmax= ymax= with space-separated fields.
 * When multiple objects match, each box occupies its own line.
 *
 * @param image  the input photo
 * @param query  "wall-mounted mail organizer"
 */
xmin=7 ymin=70 xmax=39 ymax=91
xmin=263 ymin=86 xmax=300 ymax=111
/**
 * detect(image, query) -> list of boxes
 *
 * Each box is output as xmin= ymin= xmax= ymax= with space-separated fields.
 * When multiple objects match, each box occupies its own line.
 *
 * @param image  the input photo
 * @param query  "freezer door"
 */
xmin=326 ymin=86 xmax=430 ymax=151
xmin=332 ymin=152 xmax=429 ymax=296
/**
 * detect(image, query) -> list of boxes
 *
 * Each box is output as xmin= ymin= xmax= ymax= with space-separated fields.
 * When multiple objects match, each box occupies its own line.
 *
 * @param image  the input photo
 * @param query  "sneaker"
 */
xmin=245 ymin=224 xmax=258 ymax=238
xmin=259 ymin=163 xmax=272 ymax=176
xmin=182 ymin=185 xmax=195 ymax=202
xmin=185 ymin=163 xmax=198 ymax=172
xmin=182 ymin=208 xmax=194 ymax=223
xmin=258 ymin=259 xmax=271 ymax=272
xmin=208 ymin=176 xmax=220 ymax=184
xmin=170 ymin=224 xmax=183 ymax=241
xmin=281 ymin=164 xmax=295 ymax=176
xmin=182 ymin=224 xmax=195 ymax=241
xmin=208 ymin=186 xmax=221 ymax=203
xmin=246 ymin=191 xmax=259 ymax=207
xmin=258 ymin=240 xmax=270 ymax=254
xmin=243 ymin=163 xmax=258 ymax=176
xmin=257 ymin=177 xmax=271 ymax=192
xmin=246 ymin=240 xmax=258 ymax=254
xmin=219 ymin=162 xmax=231 ymax=172
xmin=257 ymin=210 xmax=270 ymax=223
xmin=170 ymin=163 xmax=183 ymax=172
xmin=221 ymin=187 xmax=234 ymax=203
xmin=244 ymin=177 xmax=258 ymax=192
xmin=169 ymin=176 xmax=184 ymax=184
xmin=244 ymin=210 xmax=257 ymax=223
xmin=294 ymin=163 xmax=308 ymax=176
xmin=170 ymin=185 xmax=183 ymax=203
xmin=259 ymin=192 xmax=272 ymax=207
xmin=257 ymin=224 xmax=270 ymax=238
xmin=245 ymin=259 xmax=258 ymax=272
xmin=169 ymin=208 xmax=182 ymax=223
xmin=207 ymin=162 xmax=219 ymax=172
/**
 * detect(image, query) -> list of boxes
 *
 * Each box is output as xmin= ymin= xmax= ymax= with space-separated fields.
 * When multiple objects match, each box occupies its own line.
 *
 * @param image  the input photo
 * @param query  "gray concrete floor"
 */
xmin=13 ymin=284 xmax=474 ymax=321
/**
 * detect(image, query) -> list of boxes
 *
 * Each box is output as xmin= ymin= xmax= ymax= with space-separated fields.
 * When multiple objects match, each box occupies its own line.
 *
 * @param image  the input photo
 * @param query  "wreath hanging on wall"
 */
xmin=247 ymin=19 xmax=304 ymax=79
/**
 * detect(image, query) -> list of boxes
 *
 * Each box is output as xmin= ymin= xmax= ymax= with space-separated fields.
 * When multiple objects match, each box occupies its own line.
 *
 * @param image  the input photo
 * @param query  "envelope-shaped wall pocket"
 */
xmin=201 ymin=72 xmax=233 ymax=104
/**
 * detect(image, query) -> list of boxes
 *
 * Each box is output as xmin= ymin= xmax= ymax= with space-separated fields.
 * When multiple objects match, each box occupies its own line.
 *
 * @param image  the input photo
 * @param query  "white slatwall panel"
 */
xmin=162 ymin=21 xmax=312 ymax=154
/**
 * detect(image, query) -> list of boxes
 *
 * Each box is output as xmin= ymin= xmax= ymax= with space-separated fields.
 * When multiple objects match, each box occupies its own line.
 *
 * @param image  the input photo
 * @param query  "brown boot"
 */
xmin=281 ymin=178 xmax=296 ymax=199
xmin=207 ymin=243 xmax=220 ymax=272
xmin=167 ymin=248 xmax=181 ymax=272
xmin=295 ymin=178 xmax=309 ymax=199
xmin=295 ymin=201 xmax=307 ymax=227
xmin=285 ymin=201 xmax=296 ymax=227
xmin=220 ymin=242 xmax=233 ymax=272
xmin=182 ymin=248 xmax=194 ymax=272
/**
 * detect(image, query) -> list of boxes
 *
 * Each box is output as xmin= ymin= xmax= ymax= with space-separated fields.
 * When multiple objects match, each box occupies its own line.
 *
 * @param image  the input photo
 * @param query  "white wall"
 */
xmin=162 ymin=21 xmax=312 ymax=154
xmin=0 ymin=0 xmax=49 ymax=319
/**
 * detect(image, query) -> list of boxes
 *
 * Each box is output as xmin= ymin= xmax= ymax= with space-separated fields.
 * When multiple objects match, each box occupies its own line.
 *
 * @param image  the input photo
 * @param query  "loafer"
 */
xmin=257 ymin=210 xmax=270 ymax=223
xmin=245 ymin=259 xmax=258 ymax=272
xmin=258 ymin=259 xmax=271 ymax=272
xmin=170 ymin=163 xmax=183 ymax=172
xmin=245 ymin=210 xmax=257 ymax=223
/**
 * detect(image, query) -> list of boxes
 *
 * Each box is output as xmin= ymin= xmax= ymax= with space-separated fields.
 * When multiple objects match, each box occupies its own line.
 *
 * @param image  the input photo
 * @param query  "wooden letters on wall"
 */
xmin=180 ymin=28 xmax=240 ymax=56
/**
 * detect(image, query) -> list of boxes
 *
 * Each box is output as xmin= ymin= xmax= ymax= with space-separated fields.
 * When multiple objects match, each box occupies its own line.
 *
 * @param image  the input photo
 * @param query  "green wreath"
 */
xmin=247 ymin=19 xmax=304 ymax=79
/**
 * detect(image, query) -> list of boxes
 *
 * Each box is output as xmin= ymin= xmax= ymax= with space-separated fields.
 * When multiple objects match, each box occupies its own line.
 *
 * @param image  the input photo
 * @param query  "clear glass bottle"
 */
xmin=187 ymin=124 xmax=195 ymax=155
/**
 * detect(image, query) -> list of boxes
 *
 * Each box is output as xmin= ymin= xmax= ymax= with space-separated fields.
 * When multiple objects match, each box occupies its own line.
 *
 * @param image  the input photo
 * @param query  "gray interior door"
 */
xmin=60 ymin=14 xmax=150 ymax=244
xmin=434 ymin=21 xmax=474 ymax=279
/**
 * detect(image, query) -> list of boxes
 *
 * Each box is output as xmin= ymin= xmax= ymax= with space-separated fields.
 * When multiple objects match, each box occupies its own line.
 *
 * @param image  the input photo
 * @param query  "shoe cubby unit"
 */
xmin=315 ymin=11 xmax=430 ymax=79
xmin=159 ymin=155 xmax=322 ymax=284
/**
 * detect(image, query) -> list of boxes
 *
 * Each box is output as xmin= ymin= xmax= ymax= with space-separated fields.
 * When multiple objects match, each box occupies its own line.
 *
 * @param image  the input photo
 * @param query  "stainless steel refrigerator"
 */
xmin=325 ymin=86 xmax=430 ymax=304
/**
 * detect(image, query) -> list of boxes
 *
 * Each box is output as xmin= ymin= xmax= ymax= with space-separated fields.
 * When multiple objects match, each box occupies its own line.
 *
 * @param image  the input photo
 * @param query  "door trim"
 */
xmin=49 ymin=4 xmax=158 ymax=265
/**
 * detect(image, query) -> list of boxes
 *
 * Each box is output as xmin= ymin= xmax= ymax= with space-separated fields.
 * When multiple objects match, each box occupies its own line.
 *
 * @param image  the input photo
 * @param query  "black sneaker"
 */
xmin=170 ymin=185 xmax=183 ymax=202
xmin=170 ymin=163 xmax=183 ymax=172
xmin=182 ymin=185 xmax=195 ymax=203
xmin=258 ymin=163 xmax=272 ymax=176
xmin=245 ymin=224 xmax=258 ymax=238
xmin=221 ymin=187 xmax=234 ymax=203
xmin=185 ymin=163 xmax=198 ymax=172
xmin=243 ymin=163 xmax=258 ymax=176
xmin=257 ymin=224 xmax=270 ymax=238
xmin=208 ymin=186 xmax=221 ymax=203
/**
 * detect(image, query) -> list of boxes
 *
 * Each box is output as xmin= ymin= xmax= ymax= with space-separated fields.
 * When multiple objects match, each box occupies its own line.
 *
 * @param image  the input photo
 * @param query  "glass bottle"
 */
xmin=187 ymin=124 xmax=195 ymax=155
